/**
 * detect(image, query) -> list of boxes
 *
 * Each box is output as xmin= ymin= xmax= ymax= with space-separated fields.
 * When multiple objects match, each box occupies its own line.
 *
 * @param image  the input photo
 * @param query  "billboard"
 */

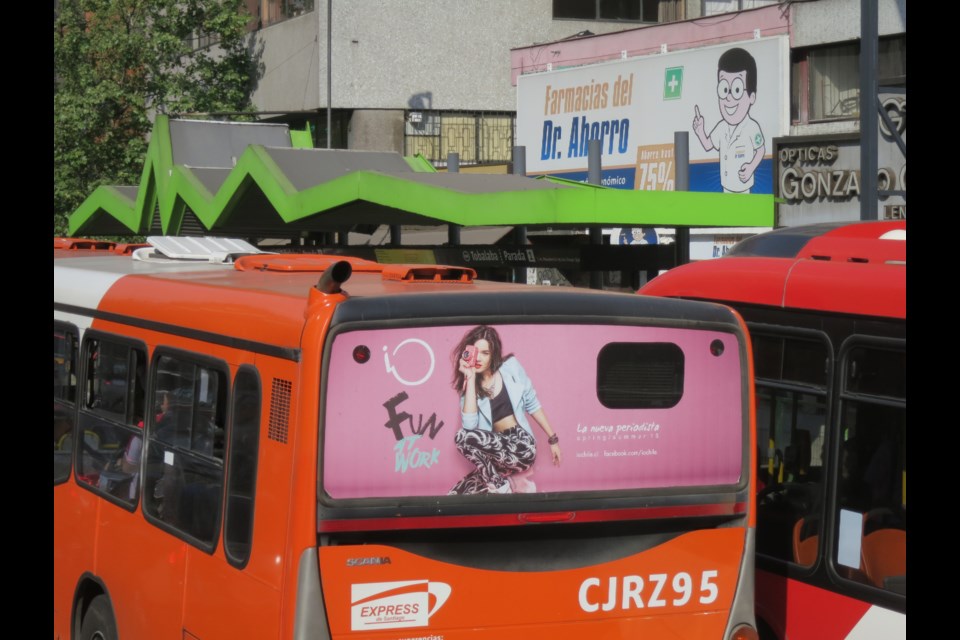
xmin=322 ymin=323 xmax=744 ymax=499
xmin=516 ymin=37 xmax=789 ymax=194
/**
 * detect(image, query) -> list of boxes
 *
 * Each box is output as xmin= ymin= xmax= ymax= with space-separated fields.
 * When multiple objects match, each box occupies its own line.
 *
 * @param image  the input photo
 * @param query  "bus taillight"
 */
xmin=730 ymin=624 xmax=759 ymax=640
xmin=518 ymin=511 xmax=576 ymax=523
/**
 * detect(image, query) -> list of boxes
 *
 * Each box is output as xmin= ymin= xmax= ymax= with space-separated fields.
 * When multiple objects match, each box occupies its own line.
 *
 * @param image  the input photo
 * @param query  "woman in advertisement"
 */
xmin=449 ymin=325 xmax=561 ymax=495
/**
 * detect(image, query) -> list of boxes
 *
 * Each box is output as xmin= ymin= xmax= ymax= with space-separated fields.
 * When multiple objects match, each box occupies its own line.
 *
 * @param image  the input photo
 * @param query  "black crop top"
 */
xmin=489 ymin=385 xmax=515 ymax=423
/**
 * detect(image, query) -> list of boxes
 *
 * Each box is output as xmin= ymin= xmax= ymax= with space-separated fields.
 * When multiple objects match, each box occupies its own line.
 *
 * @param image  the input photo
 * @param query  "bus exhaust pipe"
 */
xmin=316 ymin=261 xmax=352 ymax=294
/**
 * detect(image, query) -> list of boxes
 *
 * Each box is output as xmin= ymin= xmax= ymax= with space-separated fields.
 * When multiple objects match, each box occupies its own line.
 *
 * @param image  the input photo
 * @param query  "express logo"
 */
xmin=351 ymin=580 xmax=451 ymax=631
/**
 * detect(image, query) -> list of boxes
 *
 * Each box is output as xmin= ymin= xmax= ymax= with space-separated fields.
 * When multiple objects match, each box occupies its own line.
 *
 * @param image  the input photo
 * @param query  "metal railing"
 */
xmin=404 ymin=111 xmax=516 ymax=167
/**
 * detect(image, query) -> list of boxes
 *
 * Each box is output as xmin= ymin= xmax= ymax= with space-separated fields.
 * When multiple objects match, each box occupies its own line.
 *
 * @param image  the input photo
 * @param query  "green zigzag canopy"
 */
xmin=68 ymin=115 xmax=773 ymax=237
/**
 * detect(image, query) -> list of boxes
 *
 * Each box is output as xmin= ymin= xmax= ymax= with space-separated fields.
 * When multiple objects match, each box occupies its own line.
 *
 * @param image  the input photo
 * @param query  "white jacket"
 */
xmin=460 ymin=356 xmax=541 ymax=436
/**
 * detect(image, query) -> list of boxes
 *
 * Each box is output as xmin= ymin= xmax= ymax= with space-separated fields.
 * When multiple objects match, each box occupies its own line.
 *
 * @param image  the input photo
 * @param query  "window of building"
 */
xmin=702 ymin=1 xmax=778 ymax=17
xmin=143 ymin=351 xmax=228 ymax=551
xmin=75 ymin=334 xmax=148 ymax=507
xmin=553 ymin=0 xmax=677 ymax=22
xmin=182 ymin=30 xmax=219 ymax=52
xmin=224 ymin=367 xmax=262 ymax=568
xmin=255 ymin=0 xmax=314 ymax=29
xmin=791 ymin=35 xmax=906 ymax=124
xmin=878 ymin=36 xmax=906 ymax=86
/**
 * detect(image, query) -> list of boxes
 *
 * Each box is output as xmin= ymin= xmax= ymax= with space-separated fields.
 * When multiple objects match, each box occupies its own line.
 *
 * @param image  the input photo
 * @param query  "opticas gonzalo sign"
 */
xmin=778 ymin=144 xmax=905 ymax=202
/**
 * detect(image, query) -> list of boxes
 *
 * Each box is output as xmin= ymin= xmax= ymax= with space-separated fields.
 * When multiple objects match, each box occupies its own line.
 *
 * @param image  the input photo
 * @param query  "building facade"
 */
xmin=776 ymin=0 xmax=906 ymax=225
xmin=245 ymin=1 xmax=710 ymax=165
xmin=234 ymin=1 xmax=904 ymax=259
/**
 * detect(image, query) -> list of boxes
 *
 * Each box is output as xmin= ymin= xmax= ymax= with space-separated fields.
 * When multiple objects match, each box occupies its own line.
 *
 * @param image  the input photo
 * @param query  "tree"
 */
xmin=54 ymin=0 xmax=256 ymax=236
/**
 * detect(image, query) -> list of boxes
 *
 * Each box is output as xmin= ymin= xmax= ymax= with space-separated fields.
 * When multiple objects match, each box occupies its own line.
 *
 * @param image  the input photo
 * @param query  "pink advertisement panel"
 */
xmin=323 ymin=324 xmax=743 ymax=498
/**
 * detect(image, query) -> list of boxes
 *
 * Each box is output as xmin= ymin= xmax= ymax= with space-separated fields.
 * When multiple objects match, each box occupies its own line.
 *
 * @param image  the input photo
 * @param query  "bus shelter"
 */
xmin=68 ymin=116 xmax=774 ymax=287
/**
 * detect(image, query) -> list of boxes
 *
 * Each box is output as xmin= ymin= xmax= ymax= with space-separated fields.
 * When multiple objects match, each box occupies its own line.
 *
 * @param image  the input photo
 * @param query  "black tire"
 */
xmin=79 ymin=594 xmax=117 ymax=640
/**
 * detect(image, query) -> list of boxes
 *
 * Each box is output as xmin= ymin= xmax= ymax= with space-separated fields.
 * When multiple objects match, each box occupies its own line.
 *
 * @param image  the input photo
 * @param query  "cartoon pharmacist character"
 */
xmin=693 ymin=47 xmax=766 ymax=193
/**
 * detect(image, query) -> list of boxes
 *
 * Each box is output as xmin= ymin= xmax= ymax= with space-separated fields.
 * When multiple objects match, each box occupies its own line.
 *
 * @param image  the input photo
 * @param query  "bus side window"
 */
xmin=143 ymin=352 xmax=227 ymax=551
xmin=54 ymin=325 xmax=77 ymax=405
xmin=54 ymin=323 xmax=79 ymax=484
xmin=753 ymin=332 xmax=829 ymax=567
xmin=75 ymin=334 xmax=147 ymax=505
xmin=834 ymin=345 xmax=906 ymax=595
xmin=224 ymin=366 xmax=262 ymax=568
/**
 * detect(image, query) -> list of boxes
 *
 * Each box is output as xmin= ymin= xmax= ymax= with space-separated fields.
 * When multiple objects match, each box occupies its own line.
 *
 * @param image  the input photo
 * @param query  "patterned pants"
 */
xmin=449 ymin=426 xmax=536 ymax=494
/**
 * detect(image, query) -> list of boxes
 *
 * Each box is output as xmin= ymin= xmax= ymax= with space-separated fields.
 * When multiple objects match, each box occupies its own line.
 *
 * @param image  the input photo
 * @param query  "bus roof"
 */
xmin=640 ymin=220 xmax=906 ymax=320
xmin=56 ymin=237 xmax=743 ymax=358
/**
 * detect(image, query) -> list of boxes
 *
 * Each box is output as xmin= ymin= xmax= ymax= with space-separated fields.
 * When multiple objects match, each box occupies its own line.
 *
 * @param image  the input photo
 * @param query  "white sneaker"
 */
xmin=487 ymin=481 xmax=512 ymax=494
xmin=508 ymin=469 xmax=537 ymax=493
xmin=509 ymin=476 xmax=537 ymax=493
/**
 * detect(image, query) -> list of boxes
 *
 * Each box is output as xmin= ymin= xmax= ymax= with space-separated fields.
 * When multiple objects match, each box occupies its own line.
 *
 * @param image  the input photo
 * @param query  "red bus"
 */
xmin=640 ymin=220 xmax=906 ymax=640
xmin=55 ymin=236 xmax=759 ymax=639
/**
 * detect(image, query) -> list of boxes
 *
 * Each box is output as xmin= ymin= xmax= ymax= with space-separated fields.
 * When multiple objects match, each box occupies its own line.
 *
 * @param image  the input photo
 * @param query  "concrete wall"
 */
xmin=791 ymin=0 xmax=906 ymax=47
xmin=250 ymin=1 xmax=638 ymax=113
xmin=251 ymin=12 xmax=322 ymax=112
xmin=510 ymin=4 xmax=789 ymax=83
xmin=249 ymin=1 xmax=906 ymax=149
xmin=347 ymin=110 xmax=405 ymax=152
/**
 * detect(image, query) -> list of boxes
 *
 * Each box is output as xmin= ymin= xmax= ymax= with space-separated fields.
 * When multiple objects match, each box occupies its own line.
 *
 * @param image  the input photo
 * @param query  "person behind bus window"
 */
xmin=54 ymin=410 xmax=73 ymax=450
xmin=448 ymin=325 xmax=561 ymax=495
xmin=194 ymin=402 xmax=224 ymax=459
xmin=54 ymin=409 xmax=74 ymax=482
xmin=112 ymin=390 xmax=172 ymax=500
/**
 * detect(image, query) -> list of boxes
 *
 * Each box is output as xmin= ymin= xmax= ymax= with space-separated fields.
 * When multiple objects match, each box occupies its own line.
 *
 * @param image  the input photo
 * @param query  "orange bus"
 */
xmin=55 ymin=236 xmax=759 ymax=640
xmin=640 ymin=220 xmax=906 ymax=639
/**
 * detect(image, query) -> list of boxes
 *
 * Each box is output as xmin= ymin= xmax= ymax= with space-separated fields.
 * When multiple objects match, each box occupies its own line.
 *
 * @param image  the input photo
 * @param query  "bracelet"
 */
xmin=548 ymin=434 xmax=559 ymax=445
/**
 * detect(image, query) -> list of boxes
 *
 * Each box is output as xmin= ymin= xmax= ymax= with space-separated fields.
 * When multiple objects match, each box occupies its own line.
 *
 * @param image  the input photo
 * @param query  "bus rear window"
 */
xmin=322 ymin=323 xmax=745 ymax=500
xmin=597 ymin=342 xmax=684 ymax=408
